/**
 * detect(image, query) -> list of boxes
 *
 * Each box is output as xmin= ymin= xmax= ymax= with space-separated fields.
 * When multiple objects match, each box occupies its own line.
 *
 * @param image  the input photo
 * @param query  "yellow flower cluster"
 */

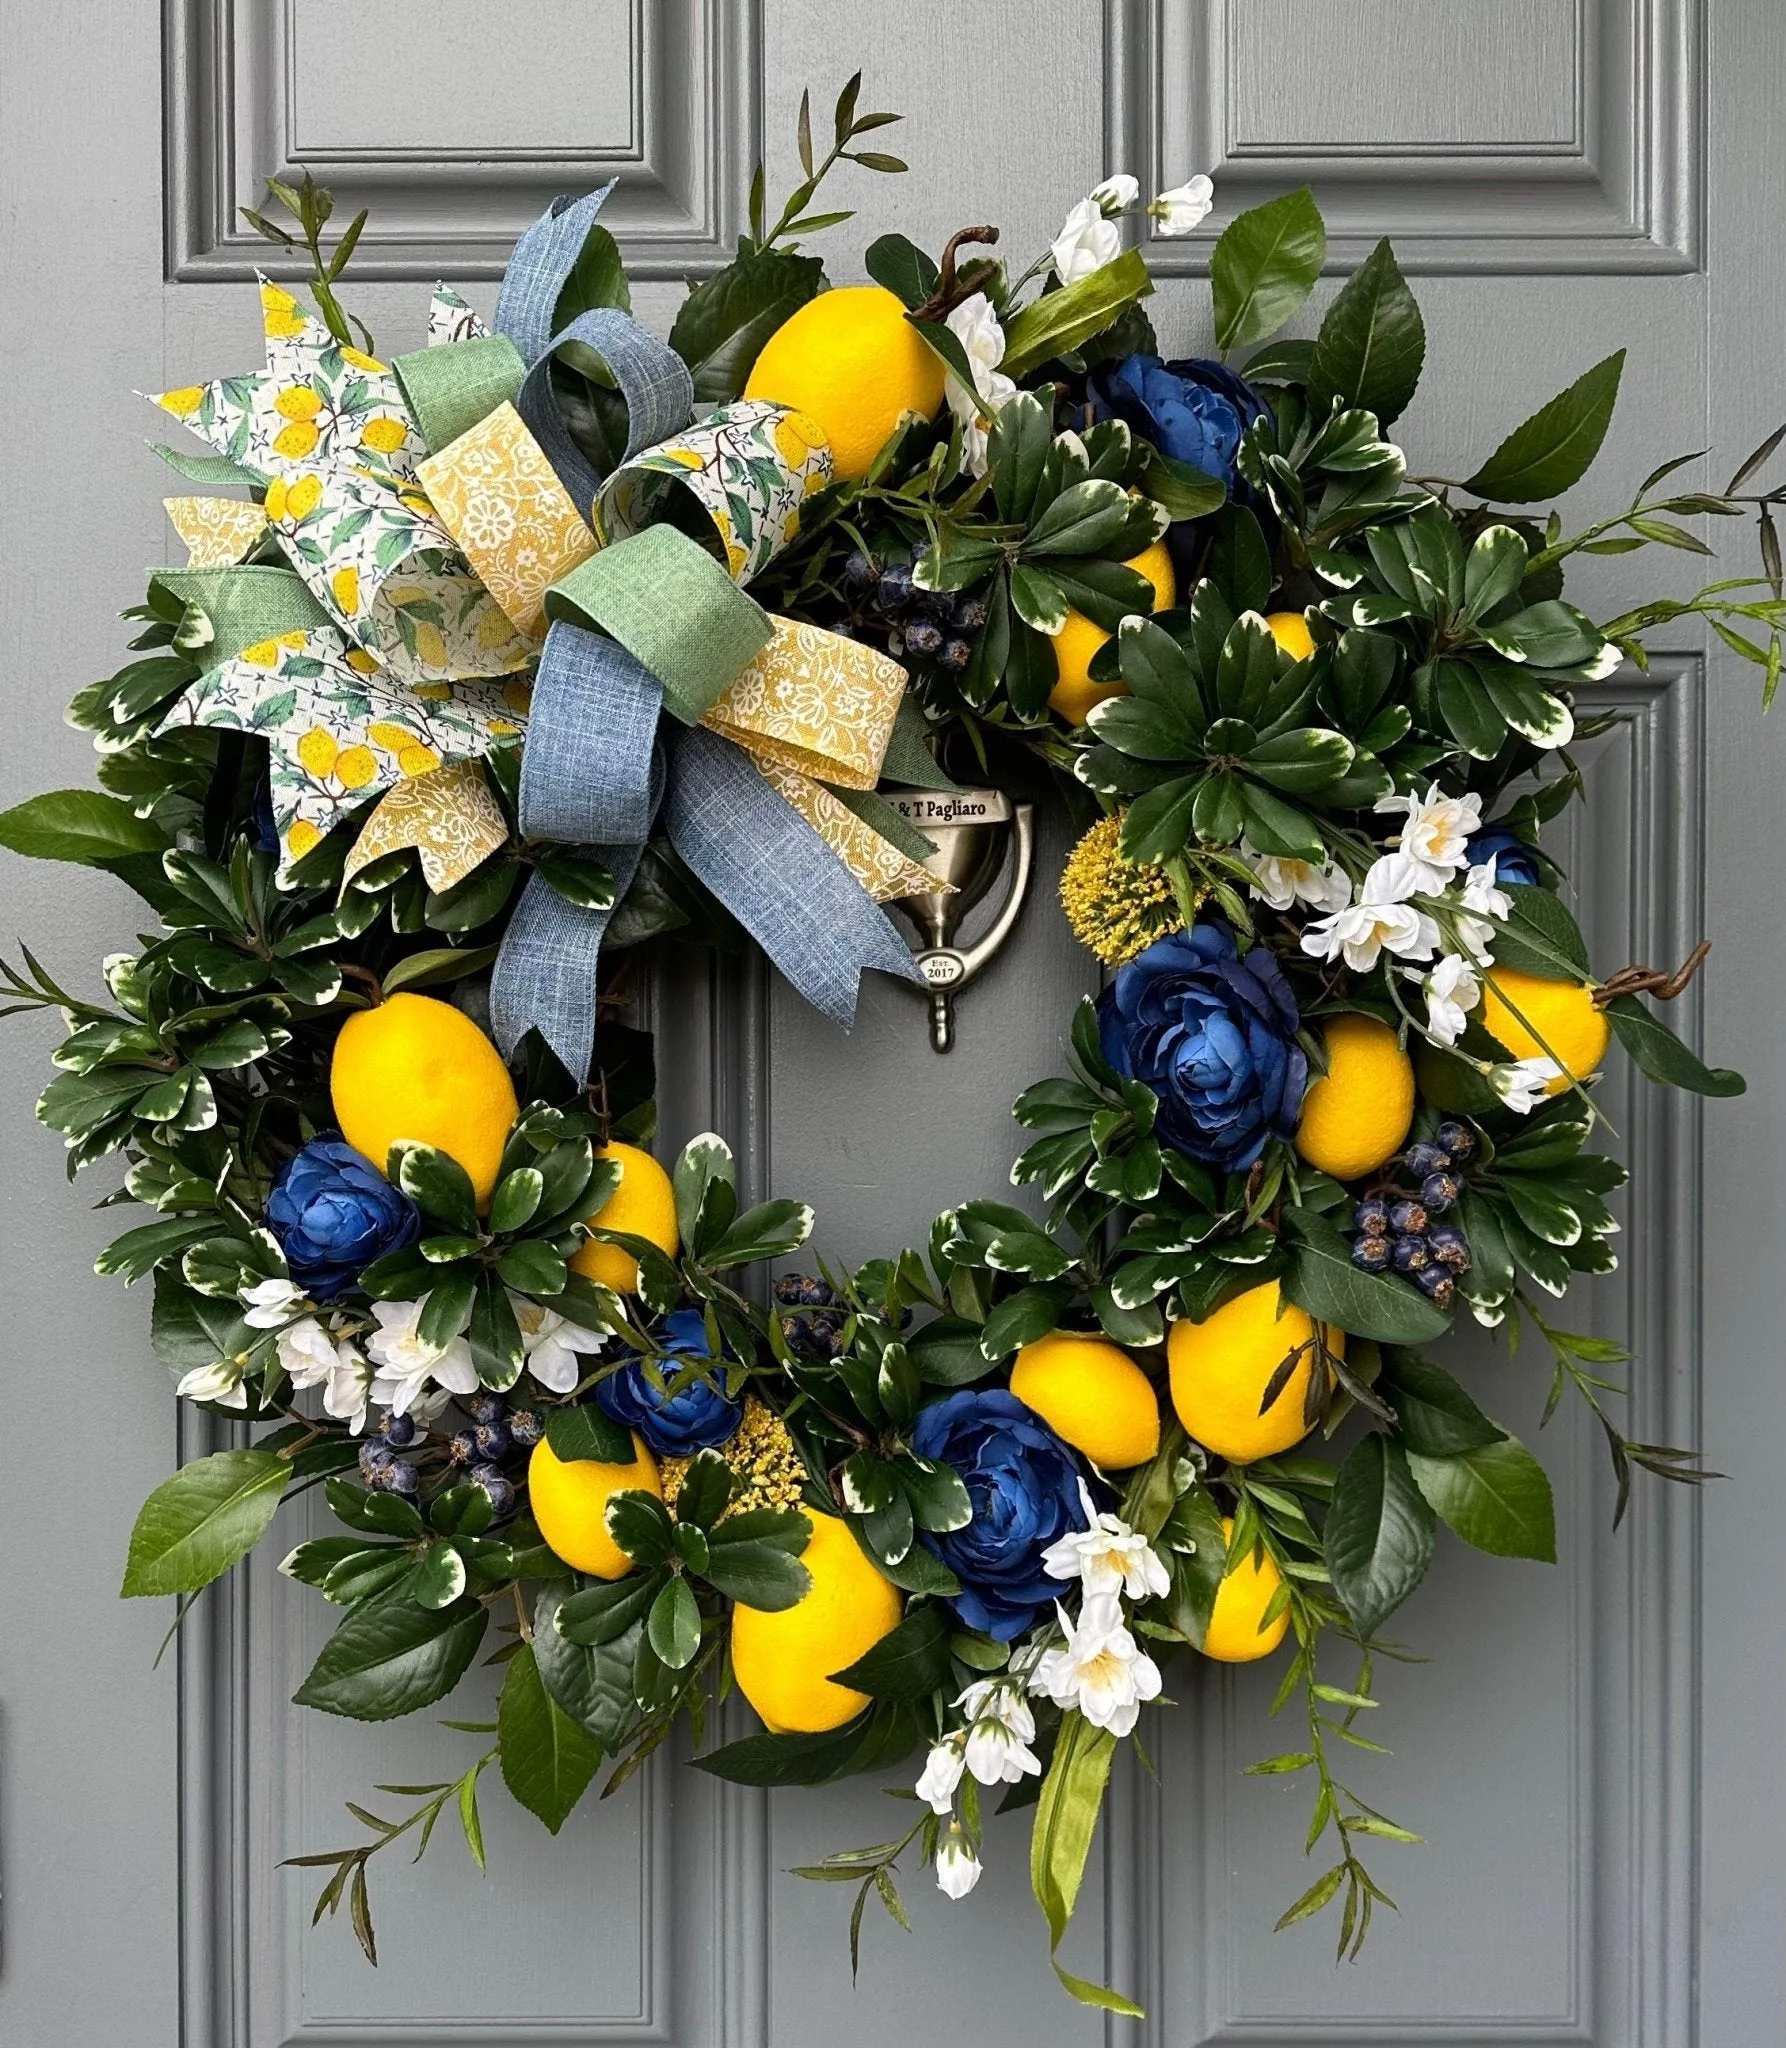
xmin=1059 ymin=812 xmax=1184 ymax=966
xmin=660 ymin=1396 xmax=808 ymax=1520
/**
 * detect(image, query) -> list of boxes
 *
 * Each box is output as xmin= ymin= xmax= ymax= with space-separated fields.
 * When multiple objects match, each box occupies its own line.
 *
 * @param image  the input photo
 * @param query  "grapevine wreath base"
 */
xmin=4 ymin=77 xmax=1772 ymax=2012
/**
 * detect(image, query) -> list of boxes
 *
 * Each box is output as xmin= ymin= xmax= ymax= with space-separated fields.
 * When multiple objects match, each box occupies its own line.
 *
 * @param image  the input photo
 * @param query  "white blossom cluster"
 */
xmin=175 ymin=1275 xmax=605 ymax=1422
xmin=1246 ymin=784 xmax=1572 ymax=1111
xmin=915 ymin=1482 xmax=1169 ymax=1900
xmin=940 ymin=167 xmax=1216 ymax=478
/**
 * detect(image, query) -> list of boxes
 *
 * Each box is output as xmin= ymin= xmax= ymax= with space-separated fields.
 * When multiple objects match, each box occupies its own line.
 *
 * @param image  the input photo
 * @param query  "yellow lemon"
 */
xmin=1009 ymin=1330 xmax=1161 ymax=1470
xmin=275 ymin=384 xmax=323 ymax=422
xmin=259 ymin=281 xmax=308 ymax=338
xmin=344 ymin=647 xmax=382 ymax=676
xmin=1167 ymin=1280 xmax=1341 ymax=1465
xmin=359 ymin=414 xmax=409 ymax=454
xmin=285 ymin=818 xmax=322 ymax=860
xmin=341 ymin=346 xmax=389 ymax=374
xmin=333 ymin=744 xmax=378 ymax=791
xmin=296 ymin=726 xmax=339 ymax=779
xmin=1294 ymin=1013 xmax=1415 ymax=1180
xmin=1201 ymin=1518 xmax=1290 ymax=1662
xmin=262 ymin=476 xmax=290 ymax=523
xmin=157 ymin=385 xmax=206 ymax=418
xmin=731 ymin=1514 xmax=902 ymax=1733
xmin=571 ymin=1142 xmax=679 ymax=1294
xmin=528 ymin=1433 xmax=661 ymax=1579
xmin=1264 ymin=609 xmax=1315 ymax=662
xmin=773 ymin=409 xmax=828 ymax=470
xmin=397 ymin=743 xmax=441 ymax=778
xmin=1479 ymin=968 xmax=1608 ymax=1093
xmin=273 ymin=418 xmax=321 ymax=460
xmin=331 ymin=565 xmax=361 ymax=615
xmin=286 ymin=473 xmax=323 ymax=521
xmin=329 ymin=992 xmax=518 ymax=1205
xmin=744 ymin=285 xmax=944 ymax=482
xmin=1048 ymin=539 xmax=1177 ymax=727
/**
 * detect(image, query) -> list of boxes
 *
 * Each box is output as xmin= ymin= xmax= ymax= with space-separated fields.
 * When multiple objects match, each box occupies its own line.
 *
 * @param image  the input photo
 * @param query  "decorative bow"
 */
xmin=150 ymin=184 xmax=944 ymax=1085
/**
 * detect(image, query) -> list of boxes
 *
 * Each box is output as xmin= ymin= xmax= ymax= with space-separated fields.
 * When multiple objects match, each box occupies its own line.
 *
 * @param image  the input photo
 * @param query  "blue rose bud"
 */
xmin=266 ymin=1137 xmax=420 ymax=1302
xmin=596 ymin=1308 xmax=744 ymax=1457
xmin=909 ymin=1390 xmax=1085 ymax=1641
xmin=1087 ymin=353 xmax=1268 ymax=494
xmin=1097 ymin=924 xmax=1308 ymax=1171
xmin=1464 ymin=824 xmax=1544 ymax=889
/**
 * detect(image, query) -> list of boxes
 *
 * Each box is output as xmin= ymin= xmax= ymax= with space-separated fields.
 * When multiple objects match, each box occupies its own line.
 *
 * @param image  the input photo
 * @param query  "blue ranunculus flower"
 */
xmin=910 ymin=1390 xmax=1084 ymax=1640
xmin=1465 ymin=824 xmax=1544 ymax=889
xmin=1098 ymin=924 xmax=1308 ymax=1171
xmin=1087 ymin=353 xmax=1268 ymax=493
xmin=266 ymin=1137 xmax=420 ymax=1301
xmin=597 ymin=1308 xmax=743 ymax=1457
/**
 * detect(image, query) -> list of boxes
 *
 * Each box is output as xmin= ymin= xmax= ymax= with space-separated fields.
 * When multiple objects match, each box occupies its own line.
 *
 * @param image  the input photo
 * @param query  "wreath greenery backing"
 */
xmin=0 ymin=76 xmax=1772 ymax=2013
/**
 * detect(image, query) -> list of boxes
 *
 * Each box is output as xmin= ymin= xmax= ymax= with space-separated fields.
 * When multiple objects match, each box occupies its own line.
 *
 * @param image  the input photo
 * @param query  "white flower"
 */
xmin=1245 ymin=843 xmax=1353 ymax=915
xmin=1041 ymin=1481 xmax=1171 ymax=1604
xmin=1091 ymin=172 xmax=1140 ymax=212
xmin=956 ymin=1677 xmax=1037 ymax=1740
xmin=1421 ymin=954 xmax=1482 ymax=1046
xmin=241 ymin=1275 xmax=308 ymax=1329
xmin=364 ymin=1299 xmax=478 ymax=1416
xmin=1051 ymin=195 xmax=1124 ymax=285
xmin=1454 ymin=857 xmax=1512 ymax=965
xmin=964 ymin=1718 xmax=1043 ymax=1787
xmin=915 ymin=1740 xmax=965 ymax=1814
xmin=1489 ymin=1055 xmax=1565 ymax=1113
xmin=1301 ymin=871 xmax=1440 ymax=973
xmin=943 ymin=291 xmax=1018 ymax=477
xmin=1149 ymin=174 xmax=1215 ymax=236
xmin=935 ymin=1824 xmax=982 ymax=1901
xmin=1374 ymin=784 xmax=1484 ymax=896
xmin=511 ymin=1295 xmax=606 ymax=1395
xmin=1030 ymin=1602 xmax=1163 ymax=1738
xmin=176 ymin=1359 xmax=248 ymax=1409
xmin=278 ymin=1316 xmax=373 ymax=1433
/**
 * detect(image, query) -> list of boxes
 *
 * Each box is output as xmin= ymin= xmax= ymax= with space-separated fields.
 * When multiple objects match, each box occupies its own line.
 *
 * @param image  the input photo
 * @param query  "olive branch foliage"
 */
xmin=0 ymin=76 xmax=1769 ymax=1996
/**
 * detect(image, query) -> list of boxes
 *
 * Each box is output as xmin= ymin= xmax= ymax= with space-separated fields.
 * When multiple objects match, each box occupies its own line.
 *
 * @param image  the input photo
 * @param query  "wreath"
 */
xmin=4 ymin=75 xmax=1772 ymax=2014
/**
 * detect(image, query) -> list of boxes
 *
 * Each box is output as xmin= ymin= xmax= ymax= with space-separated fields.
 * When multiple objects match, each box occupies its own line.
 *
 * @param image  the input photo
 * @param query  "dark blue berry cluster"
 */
xmin=1349 ymin=1121 xmax=1477 ymax=1311
xmin=774 ymin=1271 xmax=847 ymax=1359
xmin=840 ymin=552 xmax=985 ymax=670
xmin=356 ymin=1389 xmax=540 ymax=1519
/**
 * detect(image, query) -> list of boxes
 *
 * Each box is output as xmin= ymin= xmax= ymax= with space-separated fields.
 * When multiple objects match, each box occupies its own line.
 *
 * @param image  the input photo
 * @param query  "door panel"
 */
xmin=3 ymin=5 xmax=1782 ymax=2046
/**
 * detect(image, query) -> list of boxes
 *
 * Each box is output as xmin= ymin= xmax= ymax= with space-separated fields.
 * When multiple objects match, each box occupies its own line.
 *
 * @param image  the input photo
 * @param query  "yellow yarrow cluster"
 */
xmin=661 ymin=1396 xmax=807 ymax=1520
xmin=1060 ymin=813 xmax=1184 ymax=966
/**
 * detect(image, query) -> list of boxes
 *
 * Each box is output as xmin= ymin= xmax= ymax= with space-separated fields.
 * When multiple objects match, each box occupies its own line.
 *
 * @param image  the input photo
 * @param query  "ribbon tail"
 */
xmin=489 ymin=844 xmax=644 ymax=1085
xmin=493 ymin=183 xmax=619 ymax=365
xmin=665 ymin=725 xmax=923 ymax=1028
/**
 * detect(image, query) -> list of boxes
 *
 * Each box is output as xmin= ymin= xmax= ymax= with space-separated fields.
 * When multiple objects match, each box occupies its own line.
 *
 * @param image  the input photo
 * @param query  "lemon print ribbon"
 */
xmin=399 ymin=185 xmax=931 ymax=1085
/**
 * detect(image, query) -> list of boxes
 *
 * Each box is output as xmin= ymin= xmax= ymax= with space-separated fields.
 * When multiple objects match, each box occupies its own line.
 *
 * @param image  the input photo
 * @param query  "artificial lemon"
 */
xmin=1009 ymin=1330 xmax=1161 ymax=1470
xmin=1264 ymin=610 xmax=1315 ymax=662
xmin=744 ymin=285 xmax=944 ymax=482
xmin=570 ymin=1142 xmax=679 ymax=1294
xmin=1294 ymin=1013 xmax=1415 ymax=1180
xmin=1479 ymin=968 xmax=1609 ymax=1094
xmin=1201 ymin=1517 xmax=1290 ymax=1661
xmin=1048 ymin=539 xmax=1177 ymax=727
xmin=330 ymin=992 xmax=518 ymax=1206
xmin=527 ymin=1433 xmax=661 ymax=1579
xmin=1167 ymin=1280 xmax=1341 ymax=1465
xmin=730 ymin=1513 xmax=903 ymax=1734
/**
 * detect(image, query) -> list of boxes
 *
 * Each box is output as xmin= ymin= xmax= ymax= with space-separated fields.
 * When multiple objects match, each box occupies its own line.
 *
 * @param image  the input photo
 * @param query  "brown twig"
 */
xmin=1593 ymin=939 xmax=1712 ymax=1007
xmin=337 ymin=962 xmax=385 ymax=1005
xmin=912 ymin=226 xmax=1001 ymax=322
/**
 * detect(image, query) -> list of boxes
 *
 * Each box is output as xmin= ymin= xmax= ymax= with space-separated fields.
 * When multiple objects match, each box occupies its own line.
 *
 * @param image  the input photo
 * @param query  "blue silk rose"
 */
xmin=1098 ymin=924 xmax=1308 ymax=1171
xmin=265 ymin=1138 xmax=420 ymax=1302
xmin=910 ymin=1390 xmax=1084 ymax=1640
xmin=597 ymin=1307 xmax=744 ymax=1456
xmin=1465 ymin=824 xmax=1544 ymax=888
xmin=1087 ymin=354 xmax=1267 ymax=493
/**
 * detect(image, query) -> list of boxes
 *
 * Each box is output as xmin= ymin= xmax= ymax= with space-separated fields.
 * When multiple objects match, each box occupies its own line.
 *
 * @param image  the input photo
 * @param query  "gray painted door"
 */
xmin=2 ymin=4 xmax=1781 ymax=2043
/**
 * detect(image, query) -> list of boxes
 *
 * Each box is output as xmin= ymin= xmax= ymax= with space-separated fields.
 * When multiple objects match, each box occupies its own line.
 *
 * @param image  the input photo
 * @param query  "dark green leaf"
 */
xmin=668 ymin=248 xmax=825 ymax=403
xmin=1323 ymin=1434 xmax=1435 ymax=1637
xmin=1001 ymin=248 xmax=1154 ymax=378
xmin=394 ymin=1142 xmax=479 ymax=1235
xmin=532 ymin=1584 xmax=640 ymax=1747
xmin=0 ymin=788 xmax=165 ymax=865
xmin=1408 ymin=1438 xmax=1557 ymax=1561
xmin=1378 ymin=1351 xmax=1504 ymax=1457
xmin=647 ymin=1574 xmax=701 ymax=1668
xmin=121 ymin=1449 xmax=288 ymax=1597
xmin=1603 ymin=996 xmax=1745 ymax=1096
xmin=694 ymin=1701 xmax=919 ymax=1786
xmin=1465 ymin=350 xmax=1625 ymax=502
xmin=1280 ymin=1210 xmax=1450 ymax=1343
xmin=498 ymin=1642 xmax=601 ymax=1833
xmin=863 ymin=232 xmax=939 ymax=310
xmin=543 ymin=1400 xmax=634 ymax=1466
xmin=828 ymin=1601 xmax=952 ymax=1699
xmin=1210 ymin=187 xmax=1326 ymax=355
xmin=1307 ymin=237 xmax=1425 ymax=426
xmin=293 ymin=1589 xmax=489 ymax=1720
